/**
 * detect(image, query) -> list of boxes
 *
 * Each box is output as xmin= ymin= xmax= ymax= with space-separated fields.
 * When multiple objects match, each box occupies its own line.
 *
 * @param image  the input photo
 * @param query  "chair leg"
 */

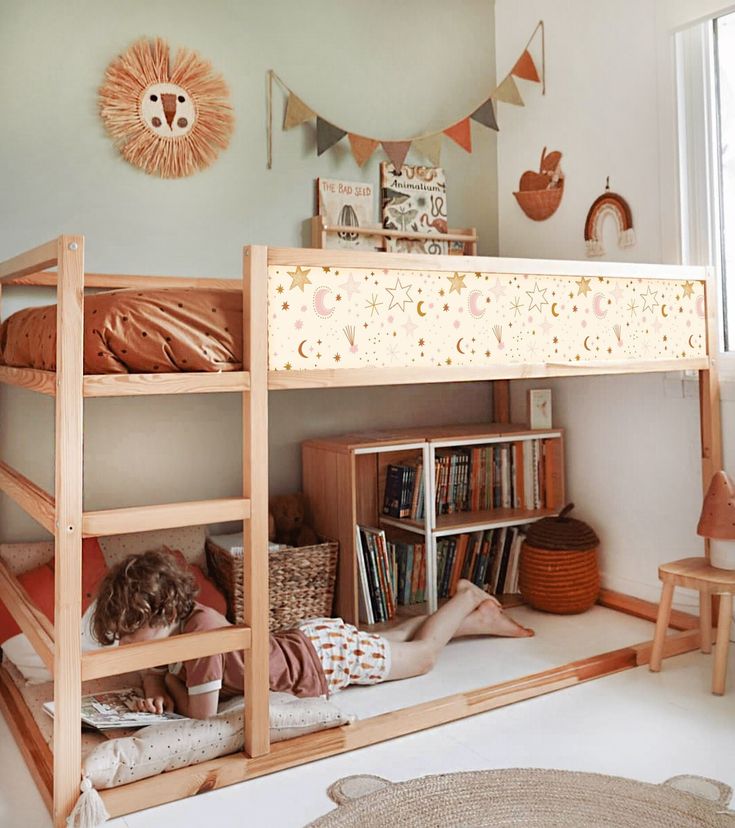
xmin=700 ymin=591 xmax=712 ymax=654
xmin=650 ymin=580 xmax=675 ymax=672
xmin=712 ymin=593 xmax=733 ymax=696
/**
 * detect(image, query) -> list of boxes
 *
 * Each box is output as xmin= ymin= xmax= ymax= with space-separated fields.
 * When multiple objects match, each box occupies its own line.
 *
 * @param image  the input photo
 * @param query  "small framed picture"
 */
xmin=528 ymin=389 xmax=552 ymax=430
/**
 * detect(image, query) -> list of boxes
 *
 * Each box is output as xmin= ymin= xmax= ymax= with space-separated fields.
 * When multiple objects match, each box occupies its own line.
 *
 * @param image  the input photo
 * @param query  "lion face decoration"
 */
xmin=100 ymin=38 xmax=234 ymax=178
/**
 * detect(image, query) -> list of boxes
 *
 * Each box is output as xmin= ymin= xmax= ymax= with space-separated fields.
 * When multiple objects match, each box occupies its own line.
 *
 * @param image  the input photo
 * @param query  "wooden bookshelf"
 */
xmin=302 ymin=423 xmax=565 ymax=625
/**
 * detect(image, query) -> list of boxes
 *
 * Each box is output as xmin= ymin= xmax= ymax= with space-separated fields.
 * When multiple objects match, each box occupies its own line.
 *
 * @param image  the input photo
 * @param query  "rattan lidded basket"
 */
xmin=519 ymin=503 xmax=600 ymax=614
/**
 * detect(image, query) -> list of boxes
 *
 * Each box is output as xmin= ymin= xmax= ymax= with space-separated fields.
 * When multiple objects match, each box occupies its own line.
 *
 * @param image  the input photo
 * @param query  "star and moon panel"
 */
xmin=268 ymin=265 xmax=706 ymax=371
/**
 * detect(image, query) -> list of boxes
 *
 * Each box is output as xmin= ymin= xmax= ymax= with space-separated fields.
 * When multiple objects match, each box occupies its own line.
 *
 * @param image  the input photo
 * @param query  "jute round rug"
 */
xmin=305 ymin=768 xmax=735 ymax=827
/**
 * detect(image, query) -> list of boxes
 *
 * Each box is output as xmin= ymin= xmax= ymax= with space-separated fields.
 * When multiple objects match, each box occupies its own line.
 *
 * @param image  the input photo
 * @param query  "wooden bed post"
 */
xmin=699 ymin=268 xmax=723 ymax=563
xmin=53 ymin=235 xmax=84 ymax=827
xmin=242 ymin=245 xmax=270 ymax=756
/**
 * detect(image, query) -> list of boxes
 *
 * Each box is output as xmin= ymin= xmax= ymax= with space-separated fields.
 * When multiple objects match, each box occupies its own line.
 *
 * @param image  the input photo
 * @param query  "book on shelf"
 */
xmin=316 ymin=178 xmax=382 ymax=251
xmin=383 ymin=461 xmax=424 ymax=521
xmin=380 ymin=162 xmax=465 ymax=255
xmin=43 ymin=688 xmax=187 ymax=731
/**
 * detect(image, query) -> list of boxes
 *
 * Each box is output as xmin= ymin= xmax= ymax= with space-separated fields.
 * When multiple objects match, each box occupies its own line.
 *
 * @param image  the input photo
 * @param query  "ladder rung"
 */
xmin=82 ymin=497 xmax=251 ymax=537
xmin=0 ymin=559 xmax=54 ymax=674
xmin=82 ymin=625 xmax=252 ymax=681
xmin=0 ymin=461 xmax=56 ymax=533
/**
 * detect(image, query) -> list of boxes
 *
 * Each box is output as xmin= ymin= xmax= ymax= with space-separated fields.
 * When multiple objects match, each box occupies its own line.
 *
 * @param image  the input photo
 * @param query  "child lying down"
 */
xmin=92 ymin=549 xmax=533 ymax=720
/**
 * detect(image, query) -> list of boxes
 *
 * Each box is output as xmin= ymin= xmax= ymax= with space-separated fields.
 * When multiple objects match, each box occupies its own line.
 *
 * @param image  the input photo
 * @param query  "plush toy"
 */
xmin=269 ymin=492 xmax=319 ymax=547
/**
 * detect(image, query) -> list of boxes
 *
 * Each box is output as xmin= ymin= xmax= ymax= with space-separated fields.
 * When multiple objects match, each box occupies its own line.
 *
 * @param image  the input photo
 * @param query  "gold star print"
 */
xmin=510 ymin=298 xmax=523 ymax=316
xmin=627 ymin=300 xmax=638 ymax=316
xmin=443 ymin=303 xmax=449 ymax=312
xmin=418 ymin=338 xmax=425 ymax=346
xmin=526 ymin=282 xmax=549 ymax=312
xmin=322 ymin=267 xmax=331 ymax=273
xmin=288 ymin=266 xmax=312 ymax=292
xmin=386 ymin=278 xmax=414 ymax=311
xmin=284 ymin=363 xmax=292 ymax=370
xmin=485 ymin=350 xmax=491 ymax=357
xmin=366 ymin=294 xmax=383 ymax=317
xmin=446 ymin=357 xmax=452 ymax=365
xmin=334 ymin=354 xmax=341 ymax=362
xmin=682 ymin=281 xmax=695 ymax=298
xmin=639 ymin=286 xmax=659 ymax=313
xmin=576 ymin=277 xmax=592 ymax=296
xmin=276 ymin=285 xmax=284 ymax=294
xmin=281 ymin=302 xmax=289 ymax=310
xmin=448 ymin=272 xmax=467 ymax=294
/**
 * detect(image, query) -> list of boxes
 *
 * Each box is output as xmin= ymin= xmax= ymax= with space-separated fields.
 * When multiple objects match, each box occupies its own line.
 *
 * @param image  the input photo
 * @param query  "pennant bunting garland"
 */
xmin=413 ymin=134 xmax=443 ymax=166
xmin=316 ymin=118 xmax=347 ymax=155
xmin=283 ymin=92 xmax=315 ymax=130
xmin=470 ymin=98 xmax=499 ymax=131
xmin=512 ymin=49 xmax=541 ymax=82
xmin=494 ymin=74 xmax=525 ymax=106
xmin=267 ymin=20 xmax=545 ymax=169
xmin=381 ymin=140 xmax=412 ymax=172
xmin=348 ymin=134 xmax=379 ymax=167
xmin=443 ymin=118 xmax=472 ymax=152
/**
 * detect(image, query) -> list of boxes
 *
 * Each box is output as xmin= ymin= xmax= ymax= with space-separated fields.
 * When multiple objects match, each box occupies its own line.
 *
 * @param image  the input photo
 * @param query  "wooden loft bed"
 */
xmin=0 ymin=237 xmax=271 ymax=827
xmin=0 ymin=240 xmax=722 ymax=825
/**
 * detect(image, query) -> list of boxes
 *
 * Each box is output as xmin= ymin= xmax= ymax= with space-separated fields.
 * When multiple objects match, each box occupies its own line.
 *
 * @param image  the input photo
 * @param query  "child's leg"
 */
xmin=385 ymin=581 xmax=532 ymax=681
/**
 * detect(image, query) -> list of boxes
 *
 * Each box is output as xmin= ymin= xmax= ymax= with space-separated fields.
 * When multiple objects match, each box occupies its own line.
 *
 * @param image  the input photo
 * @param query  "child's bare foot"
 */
xmin=456 ymin=578 xmax=500 ymax=608
xmin=458 ymin=599 xmax=534 ymax=638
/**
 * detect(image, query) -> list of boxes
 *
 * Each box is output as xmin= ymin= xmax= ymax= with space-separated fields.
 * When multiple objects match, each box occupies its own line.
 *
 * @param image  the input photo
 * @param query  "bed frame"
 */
xmin=0 ymin=239 xmax=721 ymax=826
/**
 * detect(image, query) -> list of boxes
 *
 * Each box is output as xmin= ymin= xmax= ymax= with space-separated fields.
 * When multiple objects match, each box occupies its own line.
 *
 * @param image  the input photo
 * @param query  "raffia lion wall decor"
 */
xmin=99 ymin=38 xmax=234 ymax=178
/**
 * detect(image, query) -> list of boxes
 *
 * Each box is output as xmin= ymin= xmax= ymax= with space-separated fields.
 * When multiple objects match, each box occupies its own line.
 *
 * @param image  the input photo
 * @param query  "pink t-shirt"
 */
xmin=172 ymin=603 xmax=328 ymax=699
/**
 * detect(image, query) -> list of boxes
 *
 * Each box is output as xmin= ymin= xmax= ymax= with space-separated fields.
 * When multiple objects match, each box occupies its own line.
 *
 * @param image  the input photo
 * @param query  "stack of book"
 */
xmin=435 ymin=441 xmax=547 ymax=515
xmin=382 ymin=442 xmax=548 ymax=522
xmin=389 ymin=538 xmax=427 ymax=607
xmin=383 ymin=462 xmax=424 ymax=520
xmin=436 ymin=526 xmax=525 ymax=599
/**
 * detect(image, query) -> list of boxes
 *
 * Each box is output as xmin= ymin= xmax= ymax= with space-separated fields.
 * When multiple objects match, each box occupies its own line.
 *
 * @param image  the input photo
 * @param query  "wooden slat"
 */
xmin=268 ymin=359 xmax=710 ymax=389
xmin=2 ymin=271 xmax=241 ymax=290
xmin=0 ymin=461 xmax=56 ymax=533
xmin=81 ymin=626 xmax=252 ymax=681
xmin=82 ymin=497 xmax=250 ymax=537
xmin=266 ymin=246 xmax=708 ymax=280
xmin=83 ymin=371 xmax=250 ymax=397
xmin=0 ymin=558 xmax=55 ymax=672
xmin=0 ymin=665 xmax=53 ymax=814
xmin=242 ymin=245 xmax=271 ymax=758
xmin=53 ymin=234 xmax=84 ymax=828
xmin=598 ymin=588 xmax=700 ymax=630
xmin=0 ymin=365 xmax=57 ymax=395
xmin=99 ymin=627 xmax=702 ymax=819
xmin=0 ymin=238 xmax=58 ymax=281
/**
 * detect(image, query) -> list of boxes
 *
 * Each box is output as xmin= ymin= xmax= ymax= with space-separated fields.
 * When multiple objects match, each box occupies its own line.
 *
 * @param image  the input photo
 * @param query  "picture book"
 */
xmin=43 ymin=688 xmax=187 ymax=731
xmin=316 ymin=178 xmax=382 ymax=250
xmin=380 ymin=162 xmax=464 ymax=255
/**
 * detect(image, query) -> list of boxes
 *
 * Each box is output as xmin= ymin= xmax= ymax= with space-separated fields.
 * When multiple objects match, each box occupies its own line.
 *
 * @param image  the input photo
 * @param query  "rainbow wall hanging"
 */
xmin=584 ymin=184 xmax=635 ymax=257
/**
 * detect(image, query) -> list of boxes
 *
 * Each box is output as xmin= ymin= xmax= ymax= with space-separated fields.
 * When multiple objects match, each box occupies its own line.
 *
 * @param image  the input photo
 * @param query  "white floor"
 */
xmin=2 ymin=613 xmax=734 ymax=828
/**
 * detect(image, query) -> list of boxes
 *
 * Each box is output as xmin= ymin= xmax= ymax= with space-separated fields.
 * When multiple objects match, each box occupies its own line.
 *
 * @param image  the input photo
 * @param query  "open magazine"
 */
xmin=43 ymin=688 xmax=187 ymax=731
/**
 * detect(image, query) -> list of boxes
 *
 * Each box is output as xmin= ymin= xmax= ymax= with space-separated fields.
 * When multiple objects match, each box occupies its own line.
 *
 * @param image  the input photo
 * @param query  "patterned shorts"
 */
xmin=298 ymin=617 xmax=392 ymax=694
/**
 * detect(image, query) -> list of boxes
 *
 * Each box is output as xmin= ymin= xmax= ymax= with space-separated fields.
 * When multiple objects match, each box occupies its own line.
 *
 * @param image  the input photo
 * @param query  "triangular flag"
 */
xmin=413 ymin=134 xmax=442 ymax=166
xmin=511 ymin=50 xmax=541 ymax=83
xmin=283 ymin=92 xmax=315 ymax=130
xmin=443 ymin=118 xmax=472 ymax=152
xmin=493 ymin=74 xmax=525 ymax=106
xmin=316 ymin=117 xmax=347 ymax=155
xmin=471 ymin=98 xmax=499 ymax=131
xmin=348 ymin=134 xmax=379 ymax=167
xmin=381 ymin=140 xmax=412 ymax=172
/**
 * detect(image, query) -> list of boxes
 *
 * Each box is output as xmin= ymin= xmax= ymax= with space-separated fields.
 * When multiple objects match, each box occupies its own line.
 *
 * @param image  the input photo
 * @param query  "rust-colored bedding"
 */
xmin=0 ymin=288 xmax=243 ymax=374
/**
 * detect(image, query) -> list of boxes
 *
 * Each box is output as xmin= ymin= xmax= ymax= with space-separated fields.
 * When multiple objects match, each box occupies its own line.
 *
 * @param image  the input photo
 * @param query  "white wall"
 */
xmin=0 ymin=0 xmax=498 ymax=541
xmin=494 ymin=0 xmax=734 ymax=603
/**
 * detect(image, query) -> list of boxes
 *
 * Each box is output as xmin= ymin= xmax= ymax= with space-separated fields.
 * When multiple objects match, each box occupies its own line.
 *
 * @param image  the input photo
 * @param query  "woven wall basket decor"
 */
xmin=99 ymin=37 xmax=234 ymax=178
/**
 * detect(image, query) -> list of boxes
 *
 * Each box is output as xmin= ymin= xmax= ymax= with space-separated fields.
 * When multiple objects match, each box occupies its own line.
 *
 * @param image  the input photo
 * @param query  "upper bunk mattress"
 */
xmin=0 ymin=288 xmax=243 ymax=373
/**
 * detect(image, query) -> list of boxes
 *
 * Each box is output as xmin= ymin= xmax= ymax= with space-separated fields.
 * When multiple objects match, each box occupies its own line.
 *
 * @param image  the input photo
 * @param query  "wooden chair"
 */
xmin=650 ymin=557 xmax=735 ymax=695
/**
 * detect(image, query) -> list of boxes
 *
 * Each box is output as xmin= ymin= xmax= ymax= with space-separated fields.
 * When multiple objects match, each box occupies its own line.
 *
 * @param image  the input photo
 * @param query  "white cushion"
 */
xmin=84 ymin=692 xmax=355 ymax=789
xmin=98 ymin=525 xmax=207 ymax=568
xmin=2 ymin=601 xmax=116 ymax=684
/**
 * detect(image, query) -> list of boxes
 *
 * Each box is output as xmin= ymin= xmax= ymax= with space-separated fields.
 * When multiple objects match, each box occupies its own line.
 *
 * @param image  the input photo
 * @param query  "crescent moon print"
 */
xmin=661 ymin=304 xmax=668 ymax=318
xmin=592 ymin=292 xmax=608 ymax=319
xmin=467 ymin=290 xmax=486 ymax=319
xmin=267 ymin=266 xmax=706 ymax=371
xmin=313 ymin=286 xmax=335 ymax=319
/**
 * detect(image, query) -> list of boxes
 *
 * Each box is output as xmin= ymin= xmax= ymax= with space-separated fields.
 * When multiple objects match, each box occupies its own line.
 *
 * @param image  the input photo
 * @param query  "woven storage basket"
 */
xmin=519 ymin=503 xmax=600 ymax=614
xmin=206 ymin=536 xmax=338 ymax=632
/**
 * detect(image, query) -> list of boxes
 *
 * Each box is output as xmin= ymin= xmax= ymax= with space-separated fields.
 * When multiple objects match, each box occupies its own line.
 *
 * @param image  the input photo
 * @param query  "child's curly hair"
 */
xmin=92 ymin=548 xmax=198 ymax=645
